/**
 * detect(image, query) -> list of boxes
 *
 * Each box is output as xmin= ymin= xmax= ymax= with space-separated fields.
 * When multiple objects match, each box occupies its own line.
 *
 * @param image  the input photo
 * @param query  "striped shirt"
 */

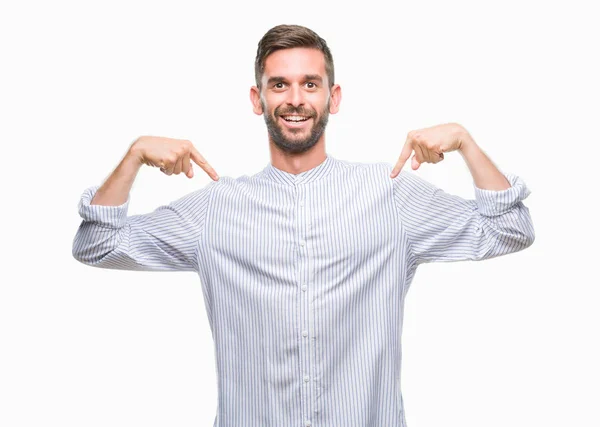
xmin=72 ymin=154 xmax=535 ymax=427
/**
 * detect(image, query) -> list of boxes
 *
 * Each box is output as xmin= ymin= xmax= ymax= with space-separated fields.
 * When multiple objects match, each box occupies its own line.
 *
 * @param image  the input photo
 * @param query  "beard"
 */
xmin=261 ymin=99 xmax=330 ymax=155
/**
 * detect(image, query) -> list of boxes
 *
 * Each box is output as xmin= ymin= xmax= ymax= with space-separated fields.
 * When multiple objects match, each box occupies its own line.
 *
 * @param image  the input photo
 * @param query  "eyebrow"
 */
xmin=266 ymin=74 xmax=324 ymax=85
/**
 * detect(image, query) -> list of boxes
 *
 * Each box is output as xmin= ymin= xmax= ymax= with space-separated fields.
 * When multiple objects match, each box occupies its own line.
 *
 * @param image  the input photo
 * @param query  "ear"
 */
xmin=328 ymin=84 xmax=342 ymax=114
xmin=250 ymin=86 xmax=263 ymax=115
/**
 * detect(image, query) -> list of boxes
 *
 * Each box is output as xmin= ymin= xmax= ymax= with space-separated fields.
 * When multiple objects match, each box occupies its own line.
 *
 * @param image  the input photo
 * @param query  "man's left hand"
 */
xmin=390 ymin=123 xmax=468 ymax=178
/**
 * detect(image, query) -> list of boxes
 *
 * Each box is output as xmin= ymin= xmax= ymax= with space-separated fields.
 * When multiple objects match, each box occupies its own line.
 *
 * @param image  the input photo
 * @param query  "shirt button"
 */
xmin=302 ymin=330 xmax=308 ymax=337
xmin=305 ymin=421 xmax=311 ymax=426
xmin=299 ymin=201 xmax=304 ymax=207
xmin=304 ymin=375 xmax=310 ymax=382
xmin=301 ymin=285 xmax=307 ymax=292
xmin=300 ymin=241 xmax=305 ymax=247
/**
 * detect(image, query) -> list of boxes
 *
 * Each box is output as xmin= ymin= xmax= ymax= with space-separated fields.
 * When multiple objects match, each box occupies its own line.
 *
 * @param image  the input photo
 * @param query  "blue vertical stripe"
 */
xmin=73 ymin=154 xmax=534 ymax=426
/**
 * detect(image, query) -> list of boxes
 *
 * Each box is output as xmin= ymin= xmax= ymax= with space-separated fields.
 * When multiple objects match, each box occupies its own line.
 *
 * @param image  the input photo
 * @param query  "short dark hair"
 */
xmin=254 ymin=24 xmax=335 ymax=91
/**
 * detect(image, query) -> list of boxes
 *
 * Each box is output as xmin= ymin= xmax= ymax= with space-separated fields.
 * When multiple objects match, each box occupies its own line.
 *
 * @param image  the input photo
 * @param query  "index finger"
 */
xmin=190 ymin=145 xmax=219 ymax=181
xmin=390 ymin=137 xmax=413 ymax=178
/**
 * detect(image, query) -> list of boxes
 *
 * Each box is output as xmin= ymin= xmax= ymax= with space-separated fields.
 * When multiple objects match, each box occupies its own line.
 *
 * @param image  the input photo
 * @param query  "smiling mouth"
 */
xmin=279 ymin=115 xmax=312 ymax=128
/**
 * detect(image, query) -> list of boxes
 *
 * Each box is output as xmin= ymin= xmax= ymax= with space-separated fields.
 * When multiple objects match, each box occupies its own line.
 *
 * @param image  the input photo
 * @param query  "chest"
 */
xmin=203 ymin=180 xmax=400 ymax=278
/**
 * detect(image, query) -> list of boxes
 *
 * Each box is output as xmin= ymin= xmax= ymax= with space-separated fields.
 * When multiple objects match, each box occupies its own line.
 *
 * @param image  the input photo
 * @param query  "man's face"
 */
xmin=253 ymin=47 xmax=337 ymax=155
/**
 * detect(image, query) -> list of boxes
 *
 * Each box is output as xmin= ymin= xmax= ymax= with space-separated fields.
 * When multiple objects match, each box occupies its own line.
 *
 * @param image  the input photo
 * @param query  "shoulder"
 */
xmin=333 ymin=158 xmax=397 ymax=182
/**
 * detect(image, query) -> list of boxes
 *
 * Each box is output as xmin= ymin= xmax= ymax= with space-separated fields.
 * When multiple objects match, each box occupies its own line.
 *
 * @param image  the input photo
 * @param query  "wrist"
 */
xmin=457 ymin=127 xmax=476 ymax=154
xmin=126 ymin=140 xmax=145 ymax=168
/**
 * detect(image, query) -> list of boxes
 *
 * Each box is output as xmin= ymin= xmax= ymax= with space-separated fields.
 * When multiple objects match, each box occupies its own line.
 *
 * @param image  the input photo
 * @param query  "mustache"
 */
xmin=276 ymin=108 xmax=315 ymax=117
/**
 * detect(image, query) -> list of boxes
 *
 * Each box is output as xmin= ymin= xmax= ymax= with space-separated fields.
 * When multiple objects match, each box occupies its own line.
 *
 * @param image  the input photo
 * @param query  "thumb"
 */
xmin=411 ymin=155 xmax=420 ymax=170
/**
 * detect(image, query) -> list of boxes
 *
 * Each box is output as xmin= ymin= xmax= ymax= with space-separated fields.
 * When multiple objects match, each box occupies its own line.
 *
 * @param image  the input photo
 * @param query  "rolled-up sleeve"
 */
xmin=72 ymin=182 xmax=216 ymax=272
xmin=392 ymin=170 xmax=535 ymax=265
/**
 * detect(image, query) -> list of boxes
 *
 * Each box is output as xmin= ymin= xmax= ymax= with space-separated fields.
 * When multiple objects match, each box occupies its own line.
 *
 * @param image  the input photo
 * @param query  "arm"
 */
xmin=89 ymin=146 xmax=143 ymax=207
xmin=392 ymin=169 xmax=534 ymax=266
xmin=389 ymin=123 xmax=535 ymax=265
xmin=72 ymin=182 xmax=216 ymax=272
xmin=72 ymin=139 xmax=218 ymax=272
xmin=457 ymin=128 xmax=512 ymax=191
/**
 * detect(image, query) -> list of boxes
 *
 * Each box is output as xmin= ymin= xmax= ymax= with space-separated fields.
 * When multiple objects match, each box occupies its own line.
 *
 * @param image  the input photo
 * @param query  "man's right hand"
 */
xmin=130 ymin=135 xmax=219 ymax=181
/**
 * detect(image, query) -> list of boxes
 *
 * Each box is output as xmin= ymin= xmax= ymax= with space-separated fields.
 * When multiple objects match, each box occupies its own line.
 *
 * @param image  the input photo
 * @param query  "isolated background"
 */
xmin=1 ymin=0 xmax=598 ymax=426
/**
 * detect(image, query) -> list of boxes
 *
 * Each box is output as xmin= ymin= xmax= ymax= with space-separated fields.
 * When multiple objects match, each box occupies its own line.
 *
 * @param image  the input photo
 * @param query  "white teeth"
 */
xmin=282 ymin=115 xmax=309 ymax=122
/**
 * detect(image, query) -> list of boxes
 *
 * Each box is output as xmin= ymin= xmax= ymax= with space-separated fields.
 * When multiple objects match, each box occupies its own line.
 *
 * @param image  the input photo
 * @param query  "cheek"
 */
xmin=265 ymin=102 xmax=281 ymax=117
xmin=313 ymin=96 xmax=329 ymax=112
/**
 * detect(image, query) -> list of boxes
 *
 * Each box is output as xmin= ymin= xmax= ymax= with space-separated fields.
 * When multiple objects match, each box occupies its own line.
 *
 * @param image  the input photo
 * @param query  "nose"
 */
xmin=286 ymin=83 xmax=304 ymax=108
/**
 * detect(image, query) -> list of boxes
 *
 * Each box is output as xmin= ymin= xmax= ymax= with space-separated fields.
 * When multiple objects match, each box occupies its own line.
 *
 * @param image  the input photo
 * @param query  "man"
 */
xmin=73 ymin=24 xmax=535 ymax=427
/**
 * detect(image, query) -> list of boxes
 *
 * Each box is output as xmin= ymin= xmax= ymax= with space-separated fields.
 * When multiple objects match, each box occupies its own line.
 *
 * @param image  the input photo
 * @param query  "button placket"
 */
xmin=296 ymin=183 xmax=315 ymax=424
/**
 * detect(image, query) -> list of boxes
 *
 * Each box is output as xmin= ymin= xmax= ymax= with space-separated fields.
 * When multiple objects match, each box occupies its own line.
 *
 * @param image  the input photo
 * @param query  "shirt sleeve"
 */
xmin=391 ymin=169 xmax=535 ymax=265
xmin=72 ymin=181 xmax=216 ymax=272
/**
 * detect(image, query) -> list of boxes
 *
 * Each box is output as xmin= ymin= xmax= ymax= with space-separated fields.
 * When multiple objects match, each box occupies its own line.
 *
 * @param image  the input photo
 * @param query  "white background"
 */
xmin=1 ymin=0 xmax=598 ymax=426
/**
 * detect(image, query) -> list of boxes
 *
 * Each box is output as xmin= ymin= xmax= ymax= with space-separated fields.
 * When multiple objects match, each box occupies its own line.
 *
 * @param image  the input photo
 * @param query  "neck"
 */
xmin=268 ymin=138 xmax=327 ymax=175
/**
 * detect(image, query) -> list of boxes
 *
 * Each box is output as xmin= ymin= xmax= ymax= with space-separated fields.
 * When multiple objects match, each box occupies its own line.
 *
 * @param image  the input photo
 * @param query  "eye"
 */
xmin=274 ymin=83 xmax=285 ymax=89
xmin=306 ymin=82 xmax=317 ymax=89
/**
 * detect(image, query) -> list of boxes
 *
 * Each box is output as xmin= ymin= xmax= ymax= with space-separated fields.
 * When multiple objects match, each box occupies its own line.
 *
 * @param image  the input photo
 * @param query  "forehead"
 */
xmin=262 ymin=47 xmax=327 ymax=82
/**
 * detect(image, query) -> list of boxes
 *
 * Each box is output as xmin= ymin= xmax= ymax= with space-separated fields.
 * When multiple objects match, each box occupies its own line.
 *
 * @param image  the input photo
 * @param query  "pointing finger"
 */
xmin=390 ymin=137 xmax=413 ymax=178
xmin=190 ymin=145 xmax=219 ymax=181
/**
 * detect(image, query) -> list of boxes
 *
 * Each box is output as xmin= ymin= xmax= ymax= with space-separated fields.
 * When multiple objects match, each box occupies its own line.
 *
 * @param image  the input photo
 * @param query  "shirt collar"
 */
xmin=262 ymin=153 xmax=337 ymax=186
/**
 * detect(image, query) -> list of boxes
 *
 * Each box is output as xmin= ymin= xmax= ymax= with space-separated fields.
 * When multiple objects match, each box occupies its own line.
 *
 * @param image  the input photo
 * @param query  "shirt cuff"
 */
xmin=77 ymin=185 xmax=130 ymax=228
xmin=474 ymin=172 xmax=532 ymax=217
